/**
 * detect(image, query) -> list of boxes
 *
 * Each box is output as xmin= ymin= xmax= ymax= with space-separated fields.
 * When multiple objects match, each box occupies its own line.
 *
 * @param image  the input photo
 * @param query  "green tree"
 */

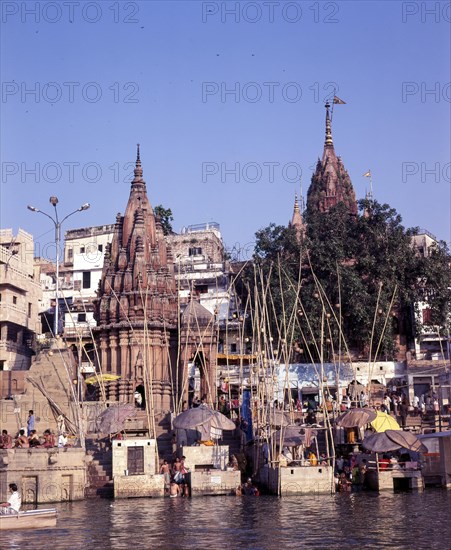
xmin=154 ymin=205 xmax=174 ymax=236
xmin=246 ymin=199 xmax=450 ymax=362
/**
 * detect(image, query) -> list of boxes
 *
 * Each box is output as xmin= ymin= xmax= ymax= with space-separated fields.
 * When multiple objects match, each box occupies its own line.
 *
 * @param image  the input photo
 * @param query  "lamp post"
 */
xmin=28 ymin=197 xmax=90 ymax=337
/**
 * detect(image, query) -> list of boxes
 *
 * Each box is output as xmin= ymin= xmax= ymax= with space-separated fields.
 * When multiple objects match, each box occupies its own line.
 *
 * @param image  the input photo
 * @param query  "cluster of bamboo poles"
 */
xmin=51 ymin=245 xmax=397 ymax=471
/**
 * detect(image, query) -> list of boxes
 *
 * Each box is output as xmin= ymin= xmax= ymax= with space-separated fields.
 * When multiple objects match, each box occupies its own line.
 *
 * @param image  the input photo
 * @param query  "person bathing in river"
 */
xmin=160 ymin=460 xmax=171 ymax=494
xmin=169 ymin=478 xmax=181 ymax=498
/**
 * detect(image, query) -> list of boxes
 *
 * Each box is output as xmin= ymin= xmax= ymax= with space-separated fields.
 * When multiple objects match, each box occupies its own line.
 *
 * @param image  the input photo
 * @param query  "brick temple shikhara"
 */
xmin=307 ymin=102 xmax=358 ymax=216
xmin=93 ymin=146 xmax=219 ymax=412
xmin=93 ymin=146 xmax=179 ymax=410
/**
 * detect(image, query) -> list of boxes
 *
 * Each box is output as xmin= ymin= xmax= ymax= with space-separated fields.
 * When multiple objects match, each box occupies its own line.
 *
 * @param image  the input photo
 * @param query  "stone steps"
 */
xmin=85 ymin=438 xmax=114 ymax=498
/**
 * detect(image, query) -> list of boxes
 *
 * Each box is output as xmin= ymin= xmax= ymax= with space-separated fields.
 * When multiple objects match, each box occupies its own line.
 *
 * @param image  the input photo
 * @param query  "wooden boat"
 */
xmin=0 ymin=508 xmax=57 ymax=530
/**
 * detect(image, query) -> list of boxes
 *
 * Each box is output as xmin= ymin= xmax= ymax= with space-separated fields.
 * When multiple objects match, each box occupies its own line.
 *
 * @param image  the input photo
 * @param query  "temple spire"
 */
xmin=132 ymin=143 xmax=143 ymax=183
xmin=324 ymin=102 xmax=333 ymax=148
xmin=290 ymin=192 xmax=305 ymax=240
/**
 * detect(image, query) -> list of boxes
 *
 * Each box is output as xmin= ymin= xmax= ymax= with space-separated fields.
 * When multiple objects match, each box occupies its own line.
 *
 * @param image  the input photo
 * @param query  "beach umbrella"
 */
xmin=273 ymin=425 xmax=318 ymax=447
xmin=370 ymin=411 xmax=401 ymax=433
xmin=266 ymin=410 xmax=291 ymax=427
xmin=383 ymin=430 xmax=428 ymax=453
xmin=362 ymin=430 xmax=427 ymax=453
xmin=210 ymin=411 xmax=236 ymax=431
xmin=96 ymin=403 xmax=136 ymax=434
xmin=336 ymin=408 xmax=377 ymax=428
xmin=173 ymin=405 xmax=216 ymax=429
xmin=362 ymin=432 xmax=401 ymax=453
xmin=85 ymin=374 xmax=121 ymax=385
xmin=173 ymin=405 xmax=235 ymax=440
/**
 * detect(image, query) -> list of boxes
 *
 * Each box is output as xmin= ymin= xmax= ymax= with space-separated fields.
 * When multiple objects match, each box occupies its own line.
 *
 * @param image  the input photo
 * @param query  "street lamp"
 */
xmin=27 ymin=197 xmax=90 ymax=336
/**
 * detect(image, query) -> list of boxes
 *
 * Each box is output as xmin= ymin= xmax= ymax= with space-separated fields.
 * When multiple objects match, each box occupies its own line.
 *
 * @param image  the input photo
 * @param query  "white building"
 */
xmin=62 ymin=224 xmax=114 ymax=339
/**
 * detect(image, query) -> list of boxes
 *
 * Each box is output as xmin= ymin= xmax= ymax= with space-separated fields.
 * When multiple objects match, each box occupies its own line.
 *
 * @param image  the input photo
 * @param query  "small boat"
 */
xmin=0 ymin=508 xmax=57 ymax=530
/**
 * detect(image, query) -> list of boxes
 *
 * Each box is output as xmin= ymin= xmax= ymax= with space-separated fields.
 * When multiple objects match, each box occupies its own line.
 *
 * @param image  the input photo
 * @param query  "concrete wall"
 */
xmin=112 ymin=439 xmax=164 ymax=498
xmin=260 ymin=465 xmax=334 ymax=495
xmin=114 ymin=474 xmax=164 ymax=498
xmin=0 ymin=448 xmax=87 ymax=503
xmin=182 ymin=445 xmax=229 ymax=471
xmin=440 ymin=436 xmax=451 ymax=489
xmin=373 ymin=470 xmax=424 ymax=492
xmin=112 ymin=439 xmax=157 ymax=477
xmin=188 ymin=470 xmax=240 ymax=496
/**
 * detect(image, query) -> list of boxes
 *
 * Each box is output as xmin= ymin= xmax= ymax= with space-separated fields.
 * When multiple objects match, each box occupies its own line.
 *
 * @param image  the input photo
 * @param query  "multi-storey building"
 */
xmin=62 ymin=224 xmax=114 ymax=340
xmin=0 ymin=229 xmax=42 ymax=374
xmin=407 ymin=229 xmax=450 ymax=407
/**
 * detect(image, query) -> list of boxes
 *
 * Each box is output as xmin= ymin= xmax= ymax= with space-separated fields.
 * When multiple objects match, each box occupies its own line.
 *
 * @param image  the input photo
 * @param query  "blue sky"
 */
xmin=1 ymin=0 xmax=450 ymax=259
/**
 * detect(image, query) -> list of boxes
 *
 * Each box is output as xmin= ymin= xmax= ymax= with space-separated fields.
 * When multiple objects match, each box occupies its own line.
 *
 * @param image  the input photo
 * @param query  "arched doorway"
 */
xmin=134 ymin=384 xmax=145 ymax=409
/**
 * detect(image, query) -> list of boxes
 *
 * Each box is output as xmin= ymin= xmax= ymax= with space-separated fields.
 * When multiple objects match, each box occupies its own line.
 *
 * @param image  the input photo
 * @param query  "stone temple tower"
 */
xmin=93 ymin=146 xmax=178 ymax=412
xmin=307 ymin=103 xmax=357 ymax=216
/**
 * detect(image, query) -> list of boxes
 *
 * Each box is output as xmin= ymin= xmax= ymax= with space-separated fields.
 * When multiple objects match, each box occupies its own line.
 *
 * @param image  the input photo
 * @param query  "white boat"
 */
xmin=0 ymin=508 xmax=57 ymax=530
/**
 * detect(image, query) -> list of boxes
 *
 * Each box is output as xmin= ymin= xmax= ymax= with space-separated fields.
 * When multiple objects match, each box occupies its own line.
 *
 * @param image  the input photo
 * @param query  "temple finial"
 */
xmin=293 ymin=193 xmax=300 ymax=212
xmin=132 ymin=143 xmax=143 ymax=183
xmin=325 ymin=102 xmax=333 ymax=147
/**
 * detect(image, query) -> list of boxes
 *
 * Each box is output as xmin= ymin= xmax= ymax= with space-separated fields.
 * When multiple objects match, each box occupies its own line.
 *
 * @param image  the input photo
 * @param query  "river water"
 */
xmin=1 ymin=491 xmax=450 ymax=549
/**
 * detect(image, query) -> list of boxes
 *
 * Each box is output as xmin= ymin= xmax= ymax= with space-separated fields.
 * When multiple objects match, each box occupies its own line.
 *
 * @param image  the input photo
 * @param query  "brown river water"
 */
xmin=1 ymin=491 xmax=450 ymax=549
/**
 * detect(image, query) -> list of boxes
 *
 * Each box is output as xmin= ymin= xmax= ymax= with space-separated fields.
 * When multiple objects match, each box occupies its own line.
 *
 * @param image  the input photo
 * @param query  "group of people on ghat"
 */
xmin=0 ymin=410 xmax=70 ymax=449
xmin=0 ymin=428 xmax=68 ymax=449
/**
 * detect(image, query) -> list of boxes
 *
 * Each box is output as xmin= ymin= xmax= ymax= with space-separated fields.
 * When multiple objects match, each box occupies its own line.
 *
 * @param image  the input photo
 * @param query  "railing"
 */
xmin=417 ymin=228 xmax=438 ymax=241
xmin=181 ymin=222 xmax=220 ymax=233
xmin=366 ymin=460 xmax=422 ymax=471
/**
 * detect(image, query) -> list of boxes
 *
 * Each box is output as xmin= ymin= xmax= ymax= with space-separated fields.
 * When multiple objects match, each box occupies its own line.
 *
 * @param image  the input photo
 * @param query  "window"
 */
xmin=422 ymin=308 xmax=432 ymax=325
xmin=127 ymin=446 xmax=144 ymax=475
xmin=28 ymin=303 xmax=32 ymax=318
xmin=80 ymin=246 xmax=85 ymax=254
xmin=82 ymin=271 xmax=91 ymax=289
xmin=230 ymin=343 xmax=237 ymax=353
xmin=68 ymin=248 xmax=73 ymax=260
xmin=188 ymin=247 xmax=202 ymax=256
xmin=12 ymin=296 xmax=17 ymax=305
xmin=98 ymin=244 xmax=103 ymax=252
xmin=195 ymin=285 xmax=208 ymax=294
xmin=78 ymin=313 xmax=86 ymax=323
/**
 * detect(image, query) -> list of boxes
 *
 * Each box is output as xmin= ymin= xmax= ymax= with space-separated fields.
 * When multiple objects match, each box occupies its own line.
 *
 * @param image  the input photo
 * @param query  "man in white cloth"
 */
xmin=0 ymin=483 xmax=21 ymax=514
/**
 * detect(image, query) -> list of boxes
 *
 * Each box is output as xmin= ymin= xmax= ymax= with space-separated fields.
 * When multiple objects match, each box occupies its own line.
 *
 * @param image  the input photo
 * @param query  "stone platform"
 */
xmin=0 ymin=447 xmax=87 ymax=503
xmin=259 ymin=465 xmax=334 ymax=495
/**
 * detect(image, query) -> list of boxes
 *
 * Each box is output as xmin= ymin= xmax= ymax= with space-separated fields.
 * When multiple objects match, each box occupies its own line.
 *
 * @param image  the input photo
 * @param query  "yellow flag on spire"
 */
xmin=363 ymin=170 xmax=371 ymax=177
xmin=333 ymin=96 xmax=346 ymax=104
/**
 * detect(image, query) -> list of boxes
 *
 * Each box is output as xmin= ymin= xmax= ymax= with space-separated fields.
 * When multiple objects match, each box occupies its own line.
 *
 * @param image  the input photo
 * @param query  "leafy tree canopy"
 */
xmin=154 ymin=205 xmax=174 ymax=236
xmin=244 ymin=199 xmax=450 ymax=362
